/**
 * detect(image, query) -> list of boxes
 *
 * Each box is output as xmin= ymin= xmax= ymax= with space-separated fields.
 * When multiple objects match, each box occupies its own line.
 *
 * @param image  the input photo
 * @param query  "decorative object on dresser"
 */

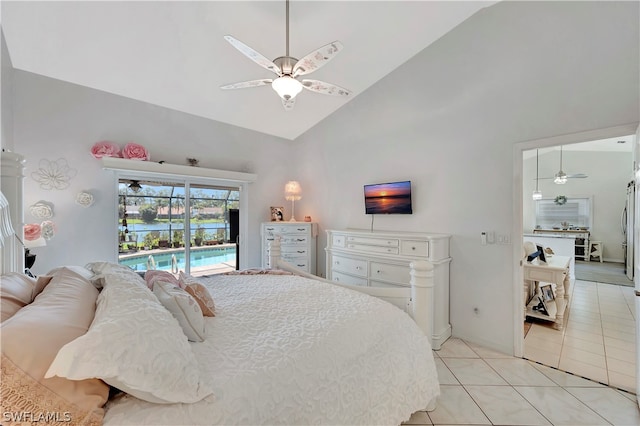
xmin=284 ymin=181 xmax=302 ymax=221
xmin=270 ymin=206 xmax=284 ymax=222
xmin=261 ymin=222 xmax=317 ymax=274
xmin=325 ymin=228 xmax=451 ymax=349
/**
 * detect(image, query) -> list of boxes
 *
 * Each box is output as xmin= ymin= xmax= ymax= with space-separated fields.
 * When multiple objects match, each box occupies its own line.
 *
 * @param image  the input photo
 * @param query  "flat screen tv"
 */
xmin=364 ymin=181 xmax=413 ymax=214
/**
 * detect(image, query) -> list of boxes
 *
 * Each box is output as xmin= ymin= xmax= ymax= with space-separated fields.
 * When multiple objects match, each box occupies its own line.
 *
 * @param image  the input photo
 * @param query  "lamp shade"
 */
xmin=284 ymin=181 xmax=302 ymax=200
xmin=272 ymin=76 xmax=303 ymax=100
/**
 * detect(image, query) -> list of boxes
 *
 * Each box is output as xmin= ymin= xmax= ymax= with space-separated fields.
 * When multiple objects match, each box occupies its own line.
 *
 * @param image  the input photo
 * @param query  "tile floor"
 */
xmin=524 ymin=279 xmax=636 ymax=393
xmin=404 ymin=338 xmax=639 ymax=425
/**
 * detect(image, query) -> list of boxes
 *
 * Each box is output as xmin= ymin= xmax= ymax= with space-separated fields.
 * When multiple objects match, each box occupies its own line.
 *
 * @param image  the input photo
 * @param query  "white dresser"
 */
xmin=261 ymin=222 xmax=317 ymax=274
xmin=326 ymin=228 xmax=452 ymax=349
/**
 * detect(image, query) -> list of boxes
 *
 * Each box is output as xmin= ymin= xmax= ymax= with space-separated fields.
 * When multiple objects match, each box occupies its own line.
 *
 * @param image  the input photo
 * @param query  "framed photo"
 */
xmin=270 ymin=206 xmax=284 ymax=222
xmin=540 ymin=284 xmax=555 ymax=301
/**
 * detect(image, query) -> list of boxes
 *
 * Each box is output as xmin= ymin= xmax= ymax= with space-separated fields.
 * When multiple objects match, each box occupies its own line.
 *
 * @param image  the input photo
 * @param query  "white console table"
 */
xmin=325 ymin=228 xmax=452 ymax=349
xmin=523 ymin=255 xmax=571 ymax=330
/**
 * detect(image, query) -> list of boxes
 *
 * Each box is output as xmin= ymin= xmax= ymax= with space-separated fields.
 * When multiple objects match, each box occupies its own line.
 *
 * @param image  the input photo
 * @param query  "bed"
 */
xmin=0 ymin=241 xmax=440 ymax=425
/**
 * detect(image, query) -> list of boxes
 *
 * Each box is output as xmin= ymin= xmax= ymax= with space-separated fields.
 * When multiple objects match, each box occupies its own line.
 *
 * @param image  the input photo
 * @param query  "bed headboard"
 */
xmin=1 ymin=150 xmax=26 ymax=274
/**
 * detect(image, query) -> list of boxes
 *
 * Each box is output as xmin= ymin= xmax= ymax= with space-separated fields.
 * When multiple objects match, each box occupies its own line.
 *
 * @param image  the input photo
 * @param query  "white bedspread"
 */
xmin=104 ymin=273 xmax=439 ymax=425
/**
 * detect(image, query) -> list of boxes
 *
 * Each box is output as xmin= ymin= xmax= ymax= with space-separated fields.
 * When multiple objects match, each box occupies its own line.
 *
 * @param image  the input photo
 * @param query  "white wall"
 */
xmin=523 ymin=149 xmax=633 ymax=262
xmin=1 ymin=29 xmax=14 ymax=151
xmin=12 ymin=71 xmax=294 ymax=274
xmin=293 ymin=1 xmax=639 ymax=353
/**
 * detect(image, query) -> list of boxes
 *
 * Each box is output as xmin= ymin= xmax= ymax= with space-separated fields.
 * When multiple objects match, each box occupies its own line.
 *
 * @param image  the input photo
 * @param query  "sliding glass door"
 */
xmin=117 ymin=179 xmax=239 ymax=276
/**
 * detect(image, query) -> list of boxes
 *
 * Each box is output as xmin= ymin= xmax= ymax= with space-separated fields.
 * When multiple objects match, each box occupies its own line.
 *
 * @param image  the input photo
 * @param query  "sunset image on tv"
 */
xmin=364 ymin=181 xmax=412 ymax=214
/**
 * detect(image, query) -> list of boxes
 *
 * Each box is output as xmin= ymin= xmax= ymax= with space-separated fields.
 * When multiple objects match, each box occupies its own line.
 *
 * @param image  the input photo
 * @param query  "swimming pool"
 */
xmin=119 ymin=246 xmax=236 ymax=272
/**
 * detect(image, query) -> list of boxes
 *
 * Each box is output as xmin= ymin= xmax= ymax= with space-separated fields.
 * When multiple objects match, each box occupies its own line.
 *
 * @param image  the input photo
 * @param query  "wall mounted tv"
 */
xmin=364 ymin=181 xmax=413 ymax=214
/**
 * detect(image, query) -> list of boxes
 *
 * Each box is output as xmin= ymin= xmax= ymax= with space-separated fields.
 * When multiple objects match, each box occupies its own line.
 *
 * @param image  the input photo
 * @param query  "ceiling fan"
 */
xmin=537 ymin=146 xmax=588 ymax=183
xmin=220 ymin=0 xmax=351 ymax=110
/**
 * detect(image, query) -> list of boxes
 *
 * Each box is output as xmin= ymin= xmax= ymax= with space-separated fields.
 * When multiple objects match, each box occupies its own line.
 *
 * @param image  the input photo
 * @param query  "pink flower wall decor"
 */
xmin=122 ymin=142 xmax=150 ymax=161
xmin=24 ymin=223 xmax=42 ymax=241
xmin=91 ymin=141 xmax=121 ymax=159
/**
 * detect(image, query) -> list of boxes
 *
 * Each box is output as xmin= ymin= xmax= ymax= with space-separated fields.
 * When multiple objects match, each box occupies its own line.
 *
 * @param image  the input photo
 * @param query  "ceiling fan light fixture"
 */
xmin=272 ymin=76 xmax=303 ymax=100
xmin=554 ymin=171 xmax=568 ymax=185
xmin=128 ymin=180 xmax=142 ymax=193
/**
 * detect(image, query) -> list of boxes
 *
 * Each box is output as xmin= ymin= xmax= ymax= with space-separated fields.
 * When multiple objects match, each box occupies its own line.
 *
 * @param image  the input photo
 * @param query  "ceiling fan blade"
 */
xmin=223 ymin=35 xmax=281 ymax=76
xmin=537 ymin=173 xmax=588 ymax=180
xmin=220 ymin=79 xmax=273 ymax=90
xmin=282 ymin=97 xmax=296 ymax=111
xmin=301 ymin=79 xmax=351 ymax=96
xmin=292 ymin=41 xmax=344 ymax=77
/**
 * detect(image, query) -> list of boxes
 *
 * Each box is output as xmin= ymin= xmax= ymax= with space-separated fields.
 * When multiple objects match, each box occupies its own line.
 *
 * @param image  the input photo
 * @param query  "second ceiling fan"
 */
xmin=538 ymin=146 xmax=588 ymax=183
xmin=220 ymin=0 xmax=351 ymax=110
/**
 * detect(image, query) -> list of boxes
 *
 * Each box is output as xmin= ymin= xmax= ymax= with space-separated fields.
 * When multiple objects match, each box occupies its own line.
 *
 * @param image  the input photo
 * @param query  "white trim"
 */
xmin=103 ymin=158 xmax=256 ymax=270
xmin=512 ymin=122 xmax=639 ymax=358
xmin=102 ymin=157 xmax=257 ymax=183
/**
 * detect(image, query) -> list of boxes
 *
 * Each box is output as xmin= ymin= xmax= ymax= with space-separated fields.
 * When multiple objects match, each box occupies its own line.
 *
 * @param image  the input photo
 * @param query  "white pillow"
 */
xmin=45 ymin=264 xmax=213 ymax=404
xmin=153 ymin=281 xmax=206 ymax=342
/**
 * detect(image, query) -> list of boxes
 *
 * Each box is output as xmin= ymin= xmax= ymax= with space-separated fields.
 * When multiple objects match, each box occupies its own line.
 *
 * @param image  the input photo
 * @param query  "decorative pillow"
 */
xmin=153 ymin=281 xmax=205 ymax=342
xmin=0 ymin=268 xmax=109 ymax=424
xmin=179 ymin=272 xmax=216 ymax=317
xmin=46 ymin=264 xmax=214 ymax=404
xmin=145 ymin=269 xmax=180 ymax=290
xmin=46 ymin=265 xmax=95 ymax=281
xmin=85 ymin=261 xmax=147 ymax=290
xmin=0 ymin=273 xmax=53 ymax=322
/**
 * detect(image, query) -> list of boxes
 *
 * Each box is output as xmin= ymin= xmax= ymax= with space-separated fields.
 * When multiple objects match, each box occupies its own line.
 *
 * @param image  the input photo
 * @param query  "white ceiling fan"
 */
xmin=538 ymin=146 xmax=588 ymax=183
xmin=220 ymin=0 xmax=351 ymax=110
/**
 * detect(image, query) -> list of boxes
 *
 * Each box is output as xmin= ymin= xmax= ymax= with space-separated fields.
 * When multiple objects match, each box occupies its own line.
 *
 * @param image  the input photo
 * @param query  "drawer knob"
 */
xmin=411 ymin=246 xmax=416 ymax=250
xmin=356 ymin=266 xmax=361 ymax=270
xmin=377 ymin=270 xmax=381 ymax=274
xmin=335 ymin=260 xmax=340 ymax=265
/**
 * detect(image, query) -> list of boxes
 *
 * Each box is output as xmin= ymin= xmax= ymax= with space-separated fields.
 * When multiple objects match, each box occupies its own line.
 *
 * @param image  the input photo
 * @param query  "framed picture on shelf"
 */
xmin=540 ymin=284 xmax=555 ymax=301
xmin=270 ymin=206 xmax=284 ymax=222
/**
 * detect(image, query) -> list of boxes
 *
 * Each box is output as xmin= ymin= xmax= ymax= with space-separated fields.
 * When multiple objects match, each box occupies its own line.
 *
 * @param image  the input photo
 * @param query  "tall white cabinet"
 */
xmin=261 ymin=222 xmax=317 ymax=274
xmin=326 ymin=228 xmax=452 ymax=349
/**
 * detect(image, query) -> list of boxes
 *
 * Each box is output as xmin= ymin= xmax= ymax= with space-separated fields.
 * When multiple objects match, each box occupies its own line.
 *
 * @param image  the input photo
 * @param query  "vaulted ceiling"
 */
xmin=1 ymin=1 xmax=496 ymax=140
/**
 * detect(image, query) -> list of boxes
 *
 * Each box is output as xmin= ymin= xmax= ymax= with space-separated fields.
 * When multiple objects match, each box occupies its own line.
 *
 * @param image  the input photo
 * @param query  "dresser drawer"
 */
xmin=347 ymin=235 xmax=399 ymax=247
xmin=369 ymin=261 xmax=409 ymax=284
xmin=281 ymin=246 xmax=310 ymax=256
xmin=331 ymin=234 xmax=346 ymax=248
xmin=400 ymin=240 xmax=429 ymax=257
xmin=282 ymin=256 xmax=309 ymax=270
xmin=370 ymin=280 xmax=408 ymax=289
xmin=280 ymin=235 xmax=311 ymax=245
xmin=347 ymin=243 xmax=399 ymax=255
xmin=331 ymin=271 xmax=367 ymax=287
xmin=331 ymin=255 xmax=367 ymax=277
xmin=263 ymin=224 xmax=310 ymax=235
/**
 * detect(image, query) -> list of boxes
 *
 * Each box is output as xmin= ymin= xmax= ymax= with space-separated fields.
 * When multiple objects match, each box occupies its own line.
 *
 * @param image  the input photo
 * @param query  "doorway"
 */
xmin=514 ymin=124 xmax=637 ymax=394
